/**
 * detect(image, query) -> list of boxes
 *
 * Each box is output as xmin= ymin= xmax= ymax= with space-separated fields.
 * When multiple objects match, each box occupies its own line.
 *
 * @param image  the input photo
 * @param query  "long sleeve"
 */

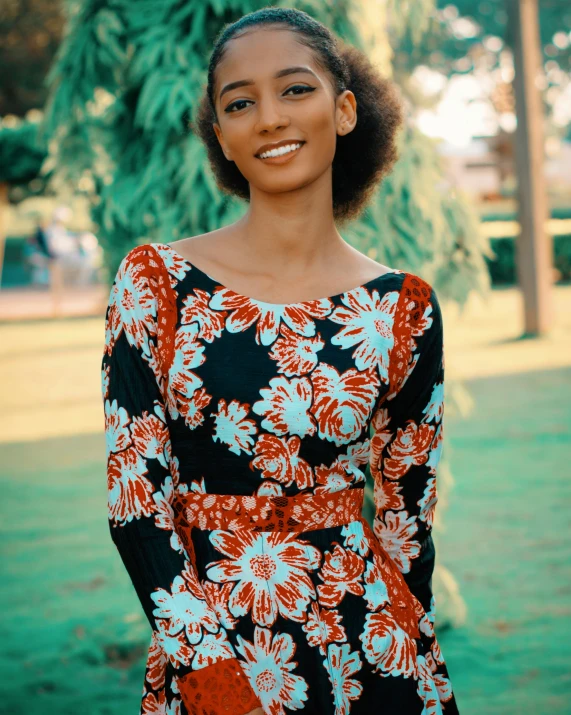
xmin=101 ymin=246 xmax=262 ymax=715
xmin=370 ymin=276 xmax=445 ymax=617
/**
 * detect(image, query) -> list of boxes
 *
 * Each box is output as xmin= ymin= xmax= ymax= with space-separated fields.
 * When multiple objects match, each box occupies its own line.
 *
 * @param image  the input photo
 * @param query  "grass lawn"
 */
xmin=1 ymin=291 xmax=570 ymax=714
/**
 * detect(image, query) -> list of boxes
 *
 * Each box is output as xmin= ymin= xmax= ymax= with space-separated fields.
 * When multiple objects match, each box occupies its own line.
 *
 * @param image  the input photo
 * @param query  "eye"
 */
xmin=284 ymin=85 xmax=315 ymax=96
xmin=224 ymin=85 xmax=316 ymax=113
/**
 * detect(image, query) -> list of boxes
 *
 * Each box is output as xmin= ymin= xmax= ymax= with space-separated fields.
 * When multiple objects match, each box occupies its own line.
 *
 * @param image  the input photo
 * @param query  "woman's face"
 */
xmin=212 ymin=26 xmax=356 ymax=196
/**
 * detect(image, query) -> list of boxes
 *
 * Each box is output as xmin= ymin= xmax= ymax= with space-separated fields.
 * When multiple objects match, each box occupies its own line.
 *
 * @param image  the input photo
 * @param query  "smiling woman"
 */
xmin=191 ymin=11 xmax=404 ymax=227
xmin=102 ymin=6 xmax=460 ymax=715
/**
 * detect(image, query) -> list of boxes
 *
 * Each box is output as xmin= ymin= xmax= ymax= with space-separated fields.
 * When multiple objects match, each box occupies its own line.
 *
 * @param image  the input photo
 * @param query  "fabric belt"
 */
xmin=173 ymin=487 xmax=365 ymax=533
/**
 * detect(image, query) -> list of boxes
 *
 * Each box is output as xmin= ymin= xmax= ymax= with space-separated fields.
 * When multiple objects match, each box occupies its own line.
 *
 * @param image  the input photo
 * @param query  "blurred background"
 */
xmin=0 ymin=0 xmax=570 ymax=713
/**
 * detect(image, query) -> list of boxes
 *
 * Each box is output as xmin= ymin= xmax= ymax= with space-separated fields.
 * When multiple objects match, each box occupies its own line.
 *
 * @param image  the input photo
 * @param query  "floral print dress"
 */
xmin=101 ymin=242 xmax=460 ymax=715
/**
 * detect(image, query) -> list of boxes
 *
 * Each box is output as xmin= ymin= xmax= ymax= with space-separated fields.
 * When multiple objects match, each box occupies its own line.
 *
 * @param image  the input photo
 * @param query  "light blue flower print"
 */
xmin=417 ymin=653 xmax=445 ymax=715
xmin=235 ymin=626 xmax=309 ymax=714
xmin=330 ymin=288 xmax=400 ymax=383
xmin=363 ymin=557 xmax=390 ymax=611
xmin=324 ymin=643 xmax=363 ymax=715
xmin=341 ymin=520 xmax=370 ymax=556
xmin=104 ymin=398 xmax=131 ymax=453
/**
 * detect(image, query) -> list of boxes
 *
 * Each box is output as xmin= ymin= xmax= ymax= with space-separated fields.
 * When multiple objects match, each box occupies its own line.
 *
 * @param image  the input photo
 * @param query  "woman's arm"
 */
xmin=102 ymin=246 xmax=262 ymax=714
xmin=370 ymin=279 xmax=445 ymax=617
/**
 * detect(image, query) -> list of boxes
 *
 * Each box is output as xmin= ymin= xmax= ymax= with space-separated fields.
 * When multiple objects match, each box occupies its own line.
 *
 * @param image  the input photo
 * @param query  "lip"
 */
xmin=255 ymin=139 xmax=305 ymax=157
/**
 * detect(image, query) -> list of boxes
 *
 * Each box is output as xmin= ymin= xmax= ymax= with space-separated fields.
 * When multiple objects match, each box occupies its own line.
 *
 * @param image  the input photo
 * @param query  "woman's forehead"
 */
xmin=215 ymin=28 xmax=317 ymax=84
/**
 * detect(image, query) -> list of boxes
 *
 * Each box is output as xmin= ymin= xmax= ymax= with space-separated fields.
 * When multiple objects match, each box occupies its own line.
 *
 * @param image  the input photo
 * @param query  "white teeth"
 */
xmin=259 ymin=143 xmax=302 ymax=159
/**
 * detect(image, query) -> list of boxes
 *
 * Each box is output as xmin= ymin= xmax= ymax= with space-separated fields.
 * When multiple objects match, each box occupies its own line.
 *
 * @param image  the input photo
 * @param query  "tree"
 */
xmin=43 ymin=0 xmax=488 ymax=629
xmin=392 ymin=0 xmax=571 ymax=140
xmin=0 ymin=117 xmax=48 ymax=286
xmin=0 ymin=0 xmax=65 ymax=116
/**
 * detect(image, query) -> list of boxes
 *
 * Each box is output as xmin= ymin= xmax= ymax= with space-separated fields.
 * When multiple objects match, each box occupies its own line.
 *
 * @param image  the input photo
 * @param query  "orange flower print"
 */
xmin=256 ymin=480 xmax=286 ymax=497
xmin=314 ymin=460 xmax=353 ymax=494
xmin=141 ymin=688 xmax=167 ymax=715
xmin=416 ymin=653 xmax=452 ymax=714
xmin=144 ymin=631 xmax=167 ymax=692
xmin=269 ymin=323 xmax=325 ymax=376
xmin=330 ymin=287 xmax=400 ymax=382
xmin=175 ymin=386 xmax=213 ymax=431
xmin=373 ymin=510 xmax=421 ymax=574
xmin=191 ymin=630 xmax=236 ymax=670
xmin=317 ymin=544 xmax=365 ymax=608
xmin=152 ymin=474 xmax=186 ymax=555
xmin=235 ymin=626 xmax=309 ymax=714
xmin=337 ymin=439 xmax=370 ymax=480
xmin=180 ymin=288 xmax=227 ymax=343
xmin=130 ymin=407 xmax=170 ymax=468
xmin=154 ymin=621 xmax=194 ymax=670
xmin=101 ymin=364 xmax=110 ymax=399
xmin=382 ymin=420 xmax=436 ymax=480
xmin=208 ymin=288 xmax=333 ymax=346
xmin=206 ymin=530 xmax=321 ymax=626
xmin=419 ymin=474 xmax=438 ymax=530
xmin=165 ymin=323 xmax=206 ymax=424
xmin=199 ymin=581 xmax=238 ymax=630
xmin=107 ymin=448 xmax=155 ymax=526
xmin=424 ymin=651 xmax=455 ymax=705
xmin=104 ymin=398 xmax=132 ymax=453
xmin=311 ymin=364 xmax=379 ymax=446
xmin=253 ymin=375 xmax=316 ymax=438
xmin=373 ymin=474 xmax=404 ymax=517
xmin=302 ymin=601 xmax=346 ymax=656
xmin=106 ymin=254 xmax=156 ymax=355
xmin=369 ymin=406 xmax=392 ymax=480
xmin=359 ymin=610 xmax=418 ymax=677
xmin=152 ymin=241 xmax=191 ymax=287
xmin=212 ymin=398 xmax=257 ymax=455
xmin=251 ymin=434 xmax=314 ymax=488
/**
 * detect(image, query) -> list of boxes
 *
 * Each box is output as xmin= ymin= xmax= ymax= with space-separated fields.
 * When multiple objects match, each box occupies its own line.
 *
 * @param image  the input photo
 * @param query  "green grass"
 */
xmin=438 ymin=367 xmax=571 ymax=714
xmin=1 ymin=367 xmax=570 ymax=713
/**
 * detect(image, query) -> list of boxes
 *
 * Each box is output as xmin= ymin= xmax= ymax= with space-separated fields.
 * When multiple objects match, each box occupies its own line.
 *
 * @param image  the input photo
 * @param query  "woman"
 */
xmin=102 ymin=7 xmax=460 ymax=715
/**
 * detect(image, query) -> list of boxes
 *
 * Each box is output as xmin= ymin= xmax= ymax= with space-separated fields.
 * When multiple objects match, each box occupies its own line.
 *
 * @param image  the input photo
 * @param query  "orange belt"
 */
xmin=172 ymin=485 xmax=422 ymax=640
xmin=173 ymin=487 xmax=365 ymax=533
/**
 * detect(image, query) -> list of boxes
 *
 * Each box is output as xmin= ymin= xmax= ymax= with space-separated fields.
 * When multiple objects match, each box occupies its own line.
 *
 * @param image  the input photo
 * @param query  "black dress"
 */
xmin=101 ymin=242 xmax=460 ymax=714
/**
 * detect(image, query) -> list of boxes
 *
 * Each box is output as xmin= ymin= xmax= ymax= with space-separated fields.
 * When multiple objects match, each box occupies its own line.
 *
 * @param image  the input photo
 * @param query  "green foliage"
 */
xmin=394 ymin=0 xmax=571 ymax=74
xmin=486 ymin=233 xmax=571 ymax=284
xmin=345 ymin=125 xmax=491 ymax=308
xmin=42 ymin=0 xmax=488 ymax=305
xmin=0 ymin=119 xmax=47 ymax=184
xmin=0 ymin=0 xmax=65 ymax=117
xmin=387 ymin=0 xmax=435 ymax=45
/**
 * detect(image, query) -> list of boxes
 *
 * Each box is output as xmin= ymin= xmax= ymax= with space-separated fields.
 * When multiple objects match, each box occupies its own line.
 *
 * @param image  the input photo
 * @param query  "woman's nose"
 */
xmin=254 ymin=96 xmax=290 ymax=133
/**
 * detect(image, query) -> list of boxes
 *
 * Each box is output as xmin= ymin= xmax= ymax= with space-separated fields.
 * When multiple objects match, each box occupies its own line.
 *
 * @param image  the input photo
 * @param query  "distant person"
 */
xmin=23 ymin=215 xmax=53 ymax=286
xmin=44 ymin=206 xmax=78 ymax=261
xmin=33 ymin=217 xmax=54 ymax=259
xmin=43 ymin=206 xmax=85 ymax=290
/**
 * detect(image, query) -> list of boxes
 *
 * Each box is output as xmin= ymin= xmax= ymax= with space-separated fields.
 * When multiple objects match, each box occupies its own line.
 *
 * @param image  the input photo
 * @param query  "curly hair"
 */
xmin=191 ymin=6 xmax=404 ymax=226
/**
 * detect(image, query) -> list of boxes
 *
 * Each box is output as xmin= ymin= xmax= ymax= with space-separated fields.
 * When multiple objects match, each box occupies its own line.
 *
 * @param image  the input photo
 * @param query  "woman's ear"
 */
xmin=336 ymin=89 xmax=357 ymax=136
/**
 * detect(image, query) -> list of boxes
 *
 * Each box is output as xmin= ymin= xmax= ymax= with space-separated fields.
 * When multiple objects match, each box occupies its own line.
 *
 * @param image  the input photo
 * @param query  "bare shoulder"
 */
xmin=342 ymin=243 xmax=395 ymax=280
xmin=168 ymin=227 xmax=238 ymax=271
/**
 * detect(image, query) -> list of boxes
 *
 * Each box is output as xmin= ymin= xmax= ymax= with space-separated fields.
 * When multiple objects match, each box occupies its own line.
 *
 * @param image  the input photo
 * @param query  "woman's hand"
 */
xmin=245 ymin=709 xmax=264 ymax=715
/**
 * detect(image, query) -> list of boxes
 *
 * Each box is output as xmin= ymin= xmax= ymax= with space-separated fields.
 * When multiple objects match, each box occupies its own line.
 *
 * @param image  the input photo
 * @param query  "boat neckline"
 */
xmin=154 ymin=241 xmax=402 ymax=308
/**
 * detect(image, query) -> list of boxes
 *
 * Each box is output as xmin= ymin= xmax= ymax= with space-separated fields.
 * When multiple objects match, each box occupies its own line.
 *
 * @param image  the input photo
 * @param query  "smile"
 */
xmin=256 ymin=142 xmax=305 ymax=163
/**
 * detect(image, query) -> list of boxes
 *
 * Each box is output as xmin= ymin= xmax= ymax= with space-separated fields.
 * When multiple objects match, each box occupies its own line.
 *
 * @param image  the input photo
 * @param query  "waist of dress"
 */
xmin=172 ymin=486 xmax=365 ymax=533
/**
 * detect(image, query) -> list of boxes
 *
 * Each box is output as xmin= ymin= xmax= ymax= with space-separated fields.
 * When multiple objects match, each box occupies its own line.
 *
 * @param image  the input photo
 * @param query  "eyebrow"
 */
xmin=219 ymin=66 xmax=318 ymax=100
